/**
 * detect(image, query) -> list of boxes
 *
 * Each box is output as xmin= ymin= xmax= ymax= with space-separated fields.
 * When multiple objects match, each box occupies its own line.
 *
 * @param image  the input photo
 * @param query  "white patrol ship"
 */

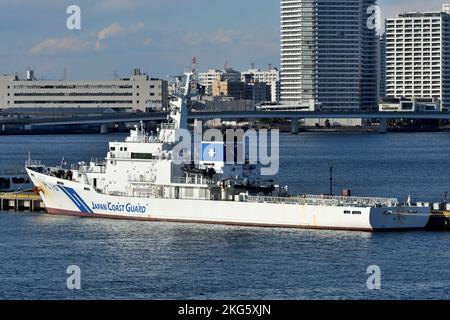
xmin=26 ymin=73 xmax=430 ymax=231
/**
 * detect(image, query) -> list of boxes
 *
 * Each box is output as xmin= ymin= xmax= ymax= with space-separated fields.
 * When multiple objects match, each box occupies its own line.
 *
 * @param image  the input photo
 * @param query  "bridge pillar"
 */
xmin=378 ymin=119 xmax=388 ymax=133
xmin=100 ymin=124 xmax=109 ymax=134
xmin=291 ymin=118 xmax=300 ymax=135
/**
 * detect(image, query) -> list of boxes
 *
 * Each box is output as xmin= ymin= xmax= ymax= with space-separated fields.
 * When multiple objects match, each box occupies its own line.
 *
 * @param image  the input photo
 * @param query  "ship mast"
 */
xmin=168 ymin=72 xmax=194 ymax=130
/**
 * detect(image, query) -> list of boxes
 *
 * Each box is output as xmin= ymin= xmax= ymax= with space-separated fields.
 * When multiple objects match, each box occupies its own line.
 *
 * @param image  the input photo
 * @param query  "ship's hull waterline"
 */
xmin=27 ymin=169 xmax=431 ymax=232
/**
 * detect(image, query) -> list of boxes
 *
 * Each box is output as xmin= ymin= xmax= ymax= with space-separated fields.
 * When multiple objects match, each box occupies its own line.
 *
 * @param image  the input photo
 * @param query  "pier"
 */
xmin=427 ymin=210 xmax=450 ymax=230
xmin=0 ymin=193 xmax=45 ymax=212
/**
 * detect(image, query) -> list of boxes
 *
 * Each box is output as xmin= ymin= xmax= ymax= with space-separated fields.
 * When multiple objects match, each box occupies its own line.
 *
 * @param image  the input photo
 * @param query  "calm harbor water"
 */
xmin=1 ymin=132 xmax=450 ymax=299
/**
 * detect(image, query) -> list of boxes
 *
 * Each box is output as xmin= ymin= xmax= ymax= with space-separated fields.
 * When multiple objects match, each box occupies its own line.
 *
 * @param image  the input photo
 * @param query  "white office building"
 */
xmin=240 ymin=67 xmax=280 ymax=83
xmin=280 ymin=0 xmax=378 ymax=110
xmin=385 ymin=6 xmax=450 ymax=110
xmin=0 ymin=68 xmax=168 ymax=112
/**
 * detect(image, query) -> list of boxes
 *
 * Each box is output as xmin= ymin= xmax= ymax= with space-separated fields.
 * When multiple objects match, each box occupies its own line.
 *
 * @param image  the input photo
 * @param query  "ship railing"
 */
xmin=245 ymin=195 xmax=399 ymax=207
xmin=245 ymin=196 xmax=306 ymax=205
xmin=161 ymin=123 xmax=176 ymax=130
xmin=25 ymin=159 xmax=43 ymax=168
xmin=171 ymin=176 xmax=212 ymax=185
xmin=129 ymin=179 xmax=156 ymax=184
xmin=304 ymin=195 xmax=399 ymax=207
xmin=77 ymin=166 xmax=106 ymax=174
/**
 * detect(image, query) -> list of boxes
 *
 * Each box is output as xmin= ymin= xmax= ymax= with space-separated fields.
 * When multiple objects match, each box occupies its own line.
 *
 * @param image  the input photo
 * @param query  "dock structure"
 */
xmin=0 ymin=193 xmax=45 ymax=212
xmin=427 ymin=211 xmax=450 ymax=231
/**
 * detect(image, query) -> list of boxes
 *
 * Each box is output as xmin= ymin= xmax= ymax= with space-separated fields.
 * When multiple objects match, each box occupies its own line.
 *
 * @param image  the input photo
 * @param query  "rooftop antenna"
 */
xmin=191 ymin=56 xmax=198 ymax=73
xmin=62 ymin=67 xmax=67 ymax=80
xmin=251 ymin=62 xmax=255 ymax=70
xmin=223 ymin=61 xmax=228 ymax=71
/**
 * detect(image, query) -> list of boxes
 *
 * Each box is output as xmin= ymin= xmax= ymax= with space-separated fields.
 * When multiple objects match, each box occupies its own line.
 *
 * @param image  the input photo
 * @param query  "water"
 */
xmin=1 ymin=132 xmax=450 ymax=299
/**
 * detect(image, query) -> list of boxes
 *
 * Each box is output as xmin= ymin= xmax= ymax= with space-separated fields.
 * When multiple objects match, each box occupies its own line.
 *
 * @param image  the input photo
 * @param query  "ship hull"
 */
xmin=27 ymin=169 xmax=431 ymax=232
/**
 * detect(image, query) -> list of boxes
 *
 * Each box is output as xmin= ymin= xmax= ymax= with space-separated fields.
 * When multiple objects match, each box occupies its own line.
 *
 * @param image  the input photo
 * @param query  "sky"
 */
xmin=0 ymin=0 xmax=447 ymax=80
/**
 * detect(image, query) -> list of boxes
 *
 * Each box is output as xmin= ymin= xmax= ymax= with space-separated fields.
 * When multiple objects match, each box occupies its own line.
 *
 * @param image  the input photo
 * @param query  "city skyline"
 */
xmin=0 ymin=0 xmax=448 ymax=80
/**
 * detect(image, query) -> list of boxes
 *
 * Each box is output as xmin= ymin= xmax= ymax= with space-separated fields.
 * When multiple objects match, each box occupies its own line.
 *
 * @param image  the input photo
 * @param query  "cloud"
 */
xmin=182 ymin=32 xmax=204 ymax=46
xmin=29 ymin=36 xmax=92 ymax=55
xmin=143 ymin=37 xmax=153 ymax=46
xmin=29 ymin=21 xmax=147 ymax=55
xmin=182 ymin=28 xmax=237 ymax=47
xmin=95 ymin=22 xmax=145 ymax=50
xmin=95 ymin=23 xmax=126 ymax=49
xmin=129 ymin=22 xmax=145 ymax=33
xmin=208 ymin=28 xmax=234 ymax=45
xmin=95 ymin=0 xmax=141 ymax=11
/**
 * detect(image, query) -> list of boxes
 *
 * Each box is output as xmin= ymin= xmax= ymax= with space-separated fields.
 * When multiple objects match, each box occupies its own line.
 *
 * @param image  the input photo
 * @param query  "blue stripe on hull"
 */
xmin=58 ymin=185 xmax=94 ymax=214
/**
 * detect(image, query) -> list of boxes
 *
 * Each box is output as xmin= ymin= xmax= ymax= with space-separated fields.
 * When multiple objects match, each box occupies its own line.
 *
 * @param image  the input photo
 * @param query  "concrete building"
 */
xmin=211 ymin=79 xmax=272 ymax=103
xmin=280 ymin=0 xmax=378 ymax=110
xmin=240 ymin=67 xmax=280 ymax=83
xmin=241 ymin=67 xmax=281 ymax=102
xmin=244 ymin=82 xmax=271 ymax=102
xmin=212 ymin=80 xmax=246 ymax=101
xmin=378 ymin=33 xmax=387 ymax=99
xmin=385 ymin=6 xmax=450 ymax=110
xmin=379 ymin=97 xmax=441 ymax=112
xmin=0 ymin=68 xmax=169 ymax=112
xmin=198 ymin=68 xmax=241 ymax=95
xmin=198 ymin=69 xmax=222 ymax=94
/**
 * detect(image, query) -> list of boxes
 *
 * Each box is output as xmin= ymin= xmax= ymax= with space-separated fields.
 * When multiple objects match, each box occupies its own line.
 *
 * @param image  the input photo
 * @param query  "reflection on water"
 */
xmin=0 ymin=212 xmax=448 ymax=300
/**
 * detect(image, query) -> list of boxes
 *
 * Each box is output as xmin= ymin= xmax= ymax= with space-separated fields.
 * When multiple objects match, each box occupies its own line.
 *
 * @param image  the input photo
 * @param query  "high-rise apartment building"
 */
xmin=280 ymin=0 xmax=378 ymax=110
xmin=378 ymin=33 xmax=387 ymax=99
xmin=385 ymin=6 xmax=450 ymax=110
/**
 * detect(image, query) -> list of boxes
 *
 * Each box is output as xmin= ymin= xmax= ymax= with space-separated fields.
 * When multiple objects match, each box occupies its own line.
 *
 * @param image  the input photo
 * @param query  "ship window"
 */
xmin=110 ymin=147 xmax=115 ymax=151
xmin=344 ymin=210 xmax=351 ymax=214
xmin=124 ymin=147 xmax=127 ymax=151
xmin=57 ymin=181 xmax=64 ymax=186
xmin=84 ymin=188 xmax=90 ymax=191
xmin=131 ymin=153 xmax=153 ymax=160
xmin=352 ymin=211 xmax=362 ymax=215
